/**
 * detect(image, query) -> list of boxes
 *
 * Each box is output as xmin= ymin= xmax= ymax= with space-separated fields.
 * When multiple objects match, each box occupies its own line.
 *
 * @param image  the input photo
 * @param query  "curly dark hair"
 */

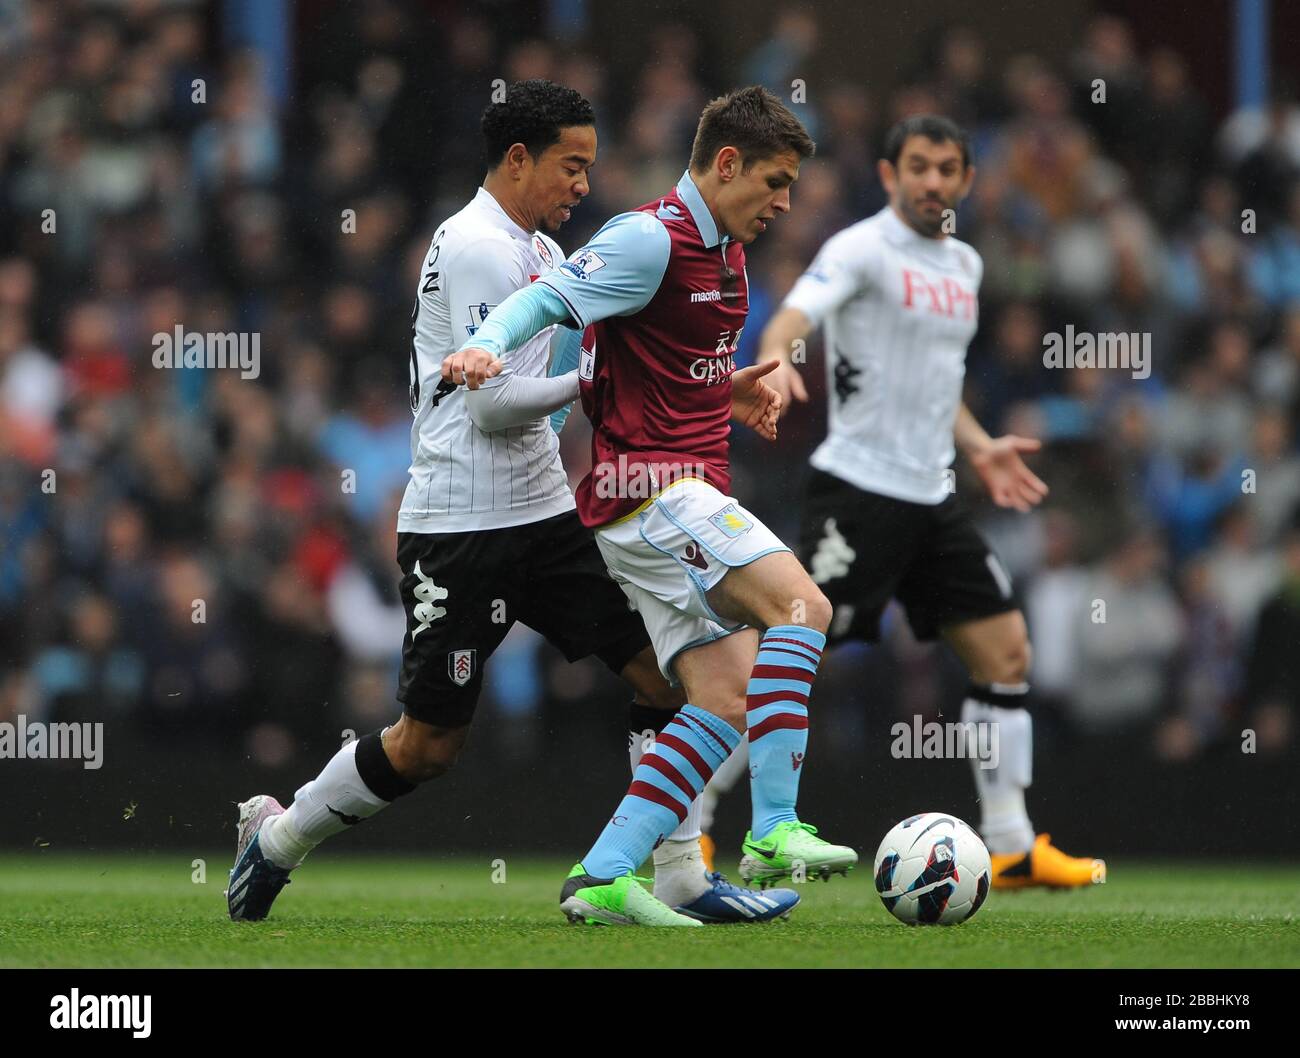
xmin=480 ymin=79 xmax=594 ymax=168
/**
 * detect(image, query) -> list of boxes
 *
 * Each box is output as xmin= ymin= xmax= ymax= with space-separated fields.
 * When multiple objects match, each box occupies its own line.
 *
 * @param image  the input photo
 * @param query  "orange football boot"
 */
xmin=990 ymin=833 xmax=1106 ymax=889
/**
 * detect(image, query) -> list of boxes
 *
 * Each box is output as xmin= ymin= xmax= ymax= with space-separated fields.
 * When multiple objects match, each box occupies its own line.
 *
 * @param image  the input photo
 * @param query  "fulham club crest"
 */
xmin=448 ymin=649 xmax=476 ymax=687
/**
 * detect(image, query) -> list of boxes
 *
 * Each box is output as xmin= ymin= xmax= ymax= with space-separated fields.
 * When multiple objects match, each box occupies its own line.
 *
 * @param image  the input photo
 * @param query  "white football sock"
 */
xmin=651 ymin=838 xmax=710 ymax=907
xmin=260 ymin=739 xmax=391 ymax=868
xmin=962 ymin=695 xmax=1035 ymax=855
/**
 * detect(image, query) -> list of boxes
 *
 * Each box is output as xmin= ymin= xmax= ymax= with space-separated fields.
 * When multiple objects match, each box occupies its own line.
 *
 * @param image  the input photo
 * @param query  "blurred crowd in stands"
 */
xmin=0 ymin=0 xmax=1296 ymax=768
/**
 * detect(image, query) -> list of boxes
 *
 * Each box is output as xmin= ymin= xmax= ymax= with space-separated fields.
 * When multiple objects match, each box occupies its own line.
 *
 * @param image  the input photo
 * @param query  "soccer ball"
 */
xmin=873 ymin=812 xmax=991 ymax=925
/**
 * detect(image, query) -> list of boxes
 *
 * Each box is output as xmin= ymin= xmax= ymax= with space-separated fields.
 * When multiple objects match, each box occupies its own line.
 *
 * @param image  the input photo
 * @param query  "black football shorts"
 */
xmin=396 ymin=510 xmax=651 ymax=727
xmin=798 ymin=468 xmax=1019 ymax=645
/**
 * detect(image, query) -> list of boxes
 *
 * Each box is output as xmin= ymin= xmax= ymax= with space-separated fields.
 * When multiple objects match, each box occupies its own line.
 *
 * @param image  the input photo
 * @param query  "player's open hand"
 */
xmin=757 ymin=348 xmax=808 ymax=415
xmin=441 ymin=347 xmax=502 ymax=390
xmin=731 ymin=360 xmax=784 ymax=442
xmin=969 ymin=435 xmax=1049 ymax=512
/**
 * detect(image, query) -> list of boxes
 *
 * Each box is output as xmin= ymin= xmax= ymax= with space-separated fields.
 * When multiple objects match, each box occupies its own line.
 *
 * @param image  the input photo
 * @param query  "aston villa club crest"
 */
xmin=448 ymin=649 xmax=476 ymax=687
xmin=708 ymin=504 xmax=752 ymax=538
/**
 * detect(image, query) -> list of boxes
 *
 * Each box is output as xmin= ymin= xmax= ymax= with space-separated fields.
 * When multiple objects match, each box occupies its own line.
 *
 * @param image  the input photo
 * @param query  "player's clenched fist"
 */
xmin=441 ymin=347 xmax=502 ymax=390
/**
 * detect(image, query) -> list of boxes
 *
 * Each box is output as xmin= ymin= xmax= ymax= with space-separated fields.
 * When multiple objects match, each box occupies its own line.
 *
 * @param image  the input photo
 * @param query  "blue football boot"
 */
xmin=673 ymin=870 xmax=800 ymax=923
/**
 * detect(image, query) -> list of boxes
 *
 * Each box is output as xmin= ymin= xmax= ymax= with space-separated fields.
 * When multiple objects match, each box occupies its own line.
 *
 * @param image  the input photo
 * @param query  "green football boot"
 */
xmin=559 ymin=864 xmax=702 ymax=926
xmin=739 ymin=821 xmax=859 ymax=888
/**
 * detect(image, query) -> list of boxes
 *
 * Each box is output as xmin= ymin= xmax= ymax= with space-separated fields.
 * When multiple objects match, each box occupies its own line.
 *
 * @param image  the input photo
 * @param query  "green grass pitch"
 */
xmin=1 ymin=853 xmax=1297 ymax=968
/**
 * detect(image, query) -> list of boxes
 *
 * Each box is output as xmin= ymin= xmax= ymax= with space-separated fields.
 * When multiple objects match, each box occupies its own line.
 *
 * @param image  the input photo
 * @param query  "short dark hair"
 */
xmin=883 ymin=114 xmax=972 ymax=169
xmin=689 ymin=86 xmax=815 ymax=174
xmin=481 ymin=79 xmax=594 ymax=168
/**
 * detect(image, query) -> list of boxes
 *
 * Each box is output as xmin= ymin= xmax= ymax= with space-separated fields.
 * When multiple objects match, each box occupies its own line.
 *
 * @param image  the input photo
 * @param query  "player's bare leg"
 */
xmin=706 ymin=550 xmax=831 ymax=632
xmin=942 ymin=610 xmax=1104 ymax=888
xmin=382 ymin=716 xmax=471 ymax=781
xmin=701 ymin=551 xmax=858 ymax=885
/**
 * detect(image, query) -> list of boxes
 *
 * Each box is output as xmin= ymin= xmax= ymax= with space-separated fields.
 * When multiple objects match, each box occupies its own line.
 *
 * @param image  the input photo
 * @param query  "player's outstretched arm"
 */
xmin=955 ymin=402 xmax=1049 ymax=513
xmin=534 ymin=211 xmax=670 ymax=331
xmin=442 ymin=282 xmax=575 ymax=390
xmin=757 ymin=306 xmax=813 ymax=412
xmin=762 ymin=228 xmax=873 ymax=414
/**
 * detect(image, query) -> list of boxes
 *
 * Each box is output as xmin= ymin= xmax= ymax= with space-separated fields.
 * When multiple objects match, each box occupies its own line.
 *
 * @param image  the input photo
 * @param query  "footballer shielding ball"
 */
xmin=874 ymin=812 xmax=991 ymax=925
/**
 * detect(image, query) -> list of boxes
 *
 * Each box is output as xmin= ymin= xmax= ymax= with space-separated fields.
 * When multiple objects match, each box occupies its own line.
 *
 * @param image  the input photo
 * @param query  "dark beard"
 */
xmin=902 ymin=199 xmax=948 ymax=237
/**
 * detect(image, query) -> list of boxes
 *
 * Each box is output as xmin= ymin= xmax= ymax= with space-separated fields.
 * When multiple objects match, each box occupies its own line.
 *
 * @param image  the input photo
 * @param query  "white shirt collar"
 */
xmin=475 ymin=186 xmax=533 ymax=240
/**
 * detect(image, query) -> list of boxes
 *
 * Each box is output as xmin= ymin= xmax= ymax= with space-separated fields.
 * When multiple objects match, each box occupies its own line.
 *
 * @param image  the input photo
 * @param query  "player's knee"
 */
xmin=793 ymin=586 xmax=834 ymax=634
xmin=753 ymin=580 xmax=833 ymax=633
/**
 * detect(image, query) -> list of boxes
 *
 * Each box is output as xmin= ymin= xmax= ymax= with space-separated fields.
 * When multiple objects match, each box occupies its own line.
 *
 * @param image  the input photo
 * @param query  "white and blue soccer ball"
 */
xmin=873 ymin=812 xmax=991 ymax=925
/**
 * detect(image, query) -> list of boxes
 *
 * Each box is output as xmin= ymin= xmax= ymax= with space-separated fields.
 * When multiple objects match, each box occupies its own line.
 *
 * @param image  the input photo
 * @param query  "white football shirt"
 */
xmin=398 ymin=187 xmax=574 ymax=533
xmin=782 ymin=206 xmax=983 ymax=505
